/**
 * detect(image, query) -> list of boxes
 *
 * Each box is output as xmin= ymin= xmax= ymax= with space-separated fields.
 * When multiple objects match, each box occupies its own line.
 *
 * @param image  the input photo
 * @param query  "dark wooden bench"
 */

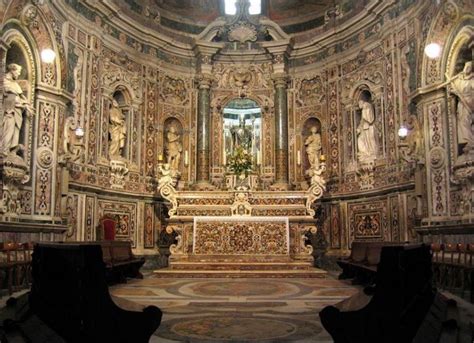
xmin=337 ymin=241 xmax=406 ymax=284
xmin=0 ymin=242 xmax=33 ymax=296
xmin=431 ymin=242 xmax=474 ymax=303
xmin=99 ymin=241 xmax=145 ymax=283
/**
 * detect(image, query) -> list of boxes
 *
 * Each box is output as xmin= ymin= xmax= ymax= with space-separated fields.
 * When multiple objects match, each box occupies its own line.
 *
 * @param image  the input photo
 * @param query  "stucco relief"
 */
xmin=213 ymin=63 xmax=273 ymax=90
xmin=160 ymin=75 xmax=189 ymax=105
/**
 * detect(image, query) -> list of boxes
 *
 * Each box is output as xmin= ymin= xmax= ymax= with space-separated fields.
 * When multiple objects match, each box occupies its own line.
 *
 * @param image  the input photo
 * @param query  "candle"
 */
xmin=158 ymin=154 xmax=163 ymax=162
xmin=320 ymin=154 xmax=326 ymax=162
xmin=223 ymin=151 xmax=227 ymax=166
xmin=257 ymin=152 xmax=261 ymax=165
xmin=184 ymin=150 xmax=189 ymax=166
xmin=297 ymin=150 xmax=301 ymax=166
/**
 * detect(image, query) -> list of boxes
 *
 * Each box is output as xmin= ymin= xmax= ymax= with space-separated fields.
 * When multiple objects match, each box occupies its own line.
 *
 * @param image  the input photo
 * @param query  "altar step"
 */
xmin=169 ymin=261 xmax=314 ymax=271
xmin=154 ymin=259 xmax=327 ymax=278
xmin=153 ymin=268 xmax=326 ymax=278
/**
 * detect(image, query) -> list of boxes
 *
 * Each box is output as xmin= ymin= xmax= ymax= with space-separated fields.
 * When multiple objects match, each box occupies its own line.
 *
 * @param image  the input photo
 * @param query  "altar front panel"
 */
xmin=193 ymin=216 xmax=289 ymax=255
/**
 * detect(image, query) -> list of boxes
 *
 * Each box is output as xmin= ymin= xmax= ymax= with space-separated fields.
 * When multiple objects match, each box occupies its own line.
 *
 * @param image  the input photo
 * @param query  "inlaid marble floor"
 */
xmin=110 ymin=277 xmax=359 ymax=342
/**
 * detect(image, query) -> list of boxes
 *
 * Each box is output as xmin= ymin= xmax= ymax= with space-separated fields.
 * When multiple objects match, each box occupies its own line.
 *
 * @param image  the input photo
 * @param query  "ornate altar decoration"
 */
xmin=230 ymin=191 xmax=252 ymax=216
xmin=156 ymin=163 xmax=179 ymax=217
xmin=193 ymin=216 xmax=289 ymax=255
xmin=306 ymin=162 xmax=327 ymax=216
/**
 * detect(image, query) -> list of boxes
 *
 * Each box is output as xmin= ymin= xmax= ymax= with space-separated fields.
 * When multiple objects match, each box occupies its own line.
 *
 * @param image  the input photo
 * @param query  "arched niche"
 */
xmin=444 ymin=26 xmax=474 ymax=159
xmin=350 ymin=86 xmax=381 ymax=164
xmin=107 ymin=88 xmax=132 ymax=160
xmin=2 ymin=34 xmax=37 ymax=172
xmin=163 ymin=117 xmax=184 ymax=172
xmin=302 ymin=117 xmax=322 ymax=172
xmin=222 ymin=98 xmax=262 ymax=169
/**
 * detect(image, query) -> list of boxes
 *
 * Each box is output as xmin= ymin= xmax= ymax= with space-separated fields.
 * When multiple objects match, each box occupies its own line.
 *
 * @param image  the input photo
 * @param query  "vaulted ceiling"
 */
xmin=109 ymin=0 xmax=363 ymax=37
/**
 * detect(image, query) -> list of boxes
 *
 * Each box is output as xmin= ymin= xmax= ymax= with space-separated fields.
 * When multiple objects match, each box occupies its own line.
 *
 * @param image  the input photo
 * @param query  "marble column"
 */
xmin=195 ymin=76 xmax=213 ymax=188
xmin=272 ymin=75 xmax=289 ymax=189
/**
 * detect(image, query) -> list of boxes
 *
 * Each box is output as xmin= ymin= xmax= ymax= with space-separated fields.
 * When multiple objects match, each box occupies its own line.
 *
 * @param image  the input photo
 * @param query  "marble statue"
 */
xmin=450 ymin=61 xmax=474 ymax=153
xmin=231 ymin=118 xmax=252 ymax=151
xmin=2 ymin=63 xmax=34 ymax=157
xmin=406 ymin=115 xmax=424 ymax=162
xmin=357 ymin=99 xmax=377 ymax=162
xmin=108 ymin=100 xmax=126 ymax=158
xmin=305 ymin=125 xmax=322 ymax=169
xmin=165 ymin=126 xmax=182 ymax=170
xmin=63 ymin=117 xmax=84 ymax=162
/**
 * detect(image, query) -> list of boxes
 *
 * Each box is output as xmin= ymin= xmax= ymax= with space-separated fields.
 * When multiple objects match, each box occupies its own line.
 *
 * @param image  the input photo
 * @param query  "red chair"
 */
xmin=98 ymin=215 xmax=117 ymax=241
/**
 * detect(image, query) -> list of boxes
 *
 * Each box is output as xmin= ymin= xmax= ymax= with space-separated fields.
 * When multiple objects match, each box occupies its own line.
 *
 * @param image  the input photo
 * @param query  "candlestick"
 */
xmin=297 ymin=150 xmax=301 ymax=166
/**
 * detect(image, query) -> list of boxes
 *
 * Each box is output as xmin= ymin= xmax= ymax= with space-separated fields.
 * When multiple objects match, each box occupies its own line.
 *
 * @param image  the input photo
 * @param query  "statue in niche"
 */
xmin=305 ymin=125 xmax=322 ymax=169
xmin=406 ymin=115 xmax=424 ymax=162
xmin=108 ymin=100 xmax=126 ymax=158
xmin=356 ymin=98 xmax=377 ymax=162
xmin=165 ymin=126 xmax=182 ymax=170
xmin=63 ymin=117 xmax=85 ymax=162
xmin=2 ymin=63 xmax=34 ymax=157
xmin=449 ymin=61 xmax=474 ymax=155
xmin=231 ymin=117 xmax=252 ymax=151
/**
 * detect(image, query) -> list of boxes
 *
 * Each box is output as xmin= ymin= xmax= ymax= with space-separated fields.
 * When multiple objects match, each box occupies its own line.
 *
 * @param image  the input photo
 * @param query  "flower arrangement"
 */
xmin=227 ymin=146 xmax=253 ymax=178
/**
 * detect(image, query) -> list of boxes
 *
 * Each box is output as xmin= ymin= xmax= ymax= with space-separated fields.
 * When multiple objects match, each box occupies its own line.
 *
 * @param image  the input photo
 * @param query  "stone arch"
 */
xmin=420 ymin=0 xmax=473 ymax=86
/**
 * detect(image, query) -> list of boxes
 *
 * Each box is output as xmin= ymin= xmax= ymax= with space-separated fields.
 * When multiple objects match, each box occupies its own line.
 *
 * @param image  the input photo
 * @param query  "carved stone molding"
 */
xmin=230 ymin=191 xmax=252 ymax=216
xmin=36 ymin=147 xmax=54 ymax=169
xmin=157 ymin=163 xmax=179 ymax=216
xmin=228 ymin=22 xmax=257 ymax=43
xmin=109 ymin=159 xmax=129 ymax=189
xmin=1 ymin=156 xmax=29 ymax=216
xmin=357 ymin=161 xmax=375 ymax=190
xmin=166 ymin=225 xmax=184 ymax=255
xmin=306 ymin=163 xmax=326 ymax=216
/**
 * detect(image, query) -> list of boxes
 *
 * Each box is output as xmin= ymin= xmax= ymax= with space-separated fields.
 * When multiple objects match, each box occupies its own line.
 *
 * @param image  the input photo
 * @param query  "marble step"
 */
xmin=153 ymin=268 xmax=327 ymax=278
xmin=169 ymin=261 xmax=314 ymax=271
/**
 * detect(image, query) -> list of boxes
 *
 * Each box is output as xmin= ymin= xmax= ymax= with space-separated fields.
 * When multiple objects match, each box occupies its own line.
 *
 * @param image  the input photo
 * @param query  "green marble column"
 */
xmin=196 ymin=77 xmax=212 ymax=186
xmin=273 ymin=76 xmax=289 ymax=187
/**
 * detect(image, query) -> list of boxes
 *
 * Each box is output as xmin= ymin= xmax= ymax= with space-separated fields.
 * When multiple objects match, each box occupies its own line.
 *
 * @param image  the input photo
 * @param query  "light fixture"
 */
xmin=40 ymin=48 xmax=56 ymax=63
xmin=74 ymin=126 xmax=85 ymax=138
xmin=424 ymin=43 xmax=442 ymax=59
xmin=398 ymin=124 xmax=408 ymax=139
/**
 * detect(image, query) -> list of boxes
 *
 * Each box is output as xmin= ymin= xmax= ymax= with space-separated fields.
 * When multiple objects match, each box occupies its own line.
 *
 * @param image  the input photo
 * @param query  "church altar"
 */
xmin=193 ymin=216 xmax=289 ymax=255
xmin=155 ymin=187 xmax=326 ymax=277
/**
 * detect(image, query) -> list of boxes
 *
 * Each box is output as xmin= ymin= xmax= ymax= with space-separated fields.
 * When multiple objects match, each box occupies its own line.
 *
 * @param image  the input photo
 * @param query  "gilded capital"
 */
xmin=196 ymin=74 xmax=213 ymax=89
xmin=272 ymin=74 xmax=288 ymax=88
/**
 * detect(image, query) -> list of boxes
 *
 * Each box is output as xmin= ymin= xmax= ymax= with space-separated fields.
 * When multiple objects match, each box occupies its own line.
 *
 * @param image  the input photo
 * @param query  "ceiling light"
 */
xmin=424 ymin=43 xmax=442 ymax=59
xmin=40 ymin=48 xmax=56 ymax=63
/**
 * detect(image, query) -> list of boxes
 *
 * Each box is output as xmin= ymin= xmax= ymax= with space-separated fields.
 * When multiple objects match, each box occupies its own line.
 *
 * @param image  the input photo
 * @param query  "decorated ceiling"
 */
xmin=109 ymin=0 xmax=364 ymax=37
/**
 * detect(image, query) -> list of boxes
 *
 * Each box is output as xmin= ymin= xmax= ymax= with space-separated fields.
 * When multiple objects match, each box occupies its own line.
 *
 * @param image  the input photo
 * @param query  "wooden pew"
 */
xmin=0 ymin=242 xmax=33 ymax=295
xmin=99 ymin=240 xmax=145 ymax=283
xmin=321 ymin=244 xmax=442 ymax=343
xmin=337 ymin=241 xmax=403 ymax=284
xmin=29 ymin=242 xmax=161 ymax=342
xmin=431 ymin=242 xmax=474 ymax=303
